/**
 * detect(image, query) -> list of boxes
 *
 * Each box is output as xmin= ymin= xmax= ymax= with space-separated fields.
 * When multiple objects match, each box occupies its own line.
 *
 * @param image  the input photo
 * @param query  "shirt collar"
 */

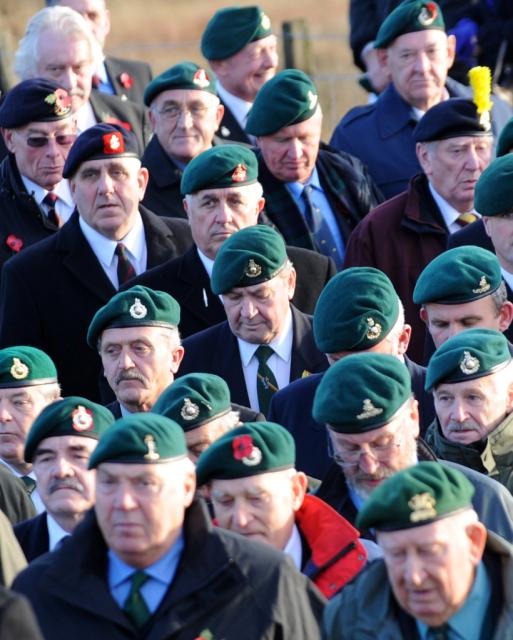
xmin=428 ymin=181 xmax=476 ymax=229
xmin=20 ymin=176 xmax=74 ymax=209
xmin=282 ymin=523 xmax=302 ymax=570
xmin=216 ymin=82 xmax=253 ymax=123
xmin=285 ymin=167 xmax=320 ymax=204
xmin=197 ymin=247 xmax=215 ymax=279
xmin=47 ymin=513 xmax=71 ymax=551
xmin=237 ymin=307 xmax=293 ymax=366
xmin=501 ymin=267 xmax=513 ymax=292
xmin=74 ymin=101 xmax=98 ymax=134
xmin=78 ymin=212 xmax=144 ymax=269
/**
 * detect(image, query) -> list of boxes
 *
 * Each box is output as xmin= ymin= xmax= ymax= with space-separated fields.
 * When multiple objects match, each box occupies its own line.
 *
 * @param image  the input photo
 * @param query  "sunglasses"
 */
xmin=19 ymin=133 xmax=77 ymax=148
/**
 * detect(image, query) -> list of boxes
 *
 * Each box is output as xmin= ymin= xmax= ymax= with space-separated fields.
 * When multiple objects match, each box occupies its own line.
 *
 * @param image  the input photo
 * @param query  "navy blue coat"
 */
xmin=14 ymin=513 xmax=49 ymax=563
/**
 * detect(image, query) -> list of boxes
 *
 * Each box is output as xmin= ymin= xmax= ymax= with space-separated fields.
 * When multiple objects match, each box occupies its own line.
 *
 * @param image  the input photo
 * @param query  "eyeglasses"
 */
xmin=153 ymin=104 xmax=210 ymax=121
xmin=330 ymin=439 xmax=403 ymax=468
xmin=17 ymin=132 xmax=77 ymax=148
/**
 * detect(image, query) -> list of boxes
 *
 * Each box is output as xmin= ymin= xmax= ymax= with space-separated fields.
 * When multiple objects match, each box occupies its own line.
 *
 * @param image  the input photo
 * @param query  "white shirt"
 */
xmin=428 ymin=182 xmax=479 ymax=234
xmin=238 ymin=309 xmax=293 ymax=412
xmin=0 ymin=459 xmax=45 ymax=514
xmin=283 ymin=524 xmax=303 ymax=570
xmin=216 ymin=82 xmax=253 ymax=140
xmin=197 ymin=247 xmax=215 ymax=279
xmin=47 ymin=513 xmax=71 ymax=551
xmin=79 ymin=213 xmax=147 ymax=288
xmin=20 ymin=175 xmax=75 ymax=224
xmin=74 ymin=102 xmax=98 ymax=135
xmin=501 ymin=267 xmax=513 ymax=291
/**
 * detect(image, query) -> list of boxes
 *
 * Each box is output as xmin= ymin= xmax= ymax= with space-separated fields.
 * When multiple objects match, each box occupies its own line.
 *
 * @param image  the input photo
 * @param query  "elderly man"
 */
xmin=0 ymin=124 xmax=192 ymax=402
xmin=47 ymin=0 xmax=152 ymax=103
xmin=196 ymin=420 xmax=368 ymax=599
xmin=344 ymin=98 xmax=494 ymax=361
xmin=0 ymin=79 xmax=76 ymax=267
xmin=14 ymin=6 xmax=150 ymax=151
xmin=14 ymin=396 xmax=114 ymax=561
xmin=323 ymin=462 xmax=513 ymax=638
xmin=13 ymin=413 xmax=325 ymax=638
xmin=179 ymin=225 xmax=328 ymax=413
xmin=128 ymin=144 xmax=336 ymax=338
xmin=87 ymin=285 xmax=184 ymax=417
xmin=141 ymin=62 xmax=224 ymax=218
xmin=245 ymin=69 xmax=382 ymax=268
xmin=312 ymin=353 xmax=513 ymax=543
xmin=425 ymin=328 xmax=513 ymax=491
xmin=268 ymin=267 xmax=434 ymax=479
xmin=201 ymin=5 xmax=278 ymax=144
xmin=330 ymin=1 xmax=511 ymax=199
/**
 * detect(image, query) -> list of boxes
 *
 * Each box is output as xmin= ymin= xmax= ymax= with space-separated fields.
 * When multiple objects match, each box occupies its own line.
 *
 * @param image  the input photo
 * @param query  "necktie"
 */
xmin=255 ymin=345 xmax=279 ymax=415
xmin=115 ymin=243 xmax=136 ymax=286
xmin=301 ymin=185 xmax=343 ymax=269
xmin=20 ymin=475 xmax=37 ymax=495
xmin=123 ymin=570 xmax=151 ymax=628
xmin=42 ymin=192 xmax=61 ymax=228
xmin=455 ymin=212 xmax=478 ymax=227
xmin=427 ymin=624 xmax=449 ymax=640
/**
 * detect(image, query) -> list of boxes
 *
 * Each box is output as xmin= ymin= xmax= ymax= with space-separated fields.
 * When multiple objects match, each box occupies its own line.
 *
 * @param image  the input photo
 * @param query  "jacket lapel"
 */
xmin=289 ymin=306 xmax=328 ymax=380
xmin=140 ymin=206 xmax=179 ymax=269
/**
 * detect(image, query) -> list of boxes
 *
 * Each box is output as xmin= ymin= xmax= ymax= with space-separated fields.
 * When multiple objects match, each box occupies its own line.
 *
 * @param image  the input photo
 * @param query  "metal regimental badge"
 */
xmin=71 ymin=405 xmax=94 ymax=431
xmin=307 ymin=90 xmax=318 ymax=110
xmin=408 ymin=492 xmax=437 ymax=523
xmin=242 ymin=445 xmax=262 ymax=466
xmin=479 ymin=110 xmax=491 ymax=132
xmin=193 ymin=68 xmax=210 ymax=88
xmin=143 ymin=434 xmax=160 ymax=461
xmin=10 ymin=358 xmax=29 ymax=380
xmin=366 ymin=317 xmax=382 ymax=341
xmin=129 ymin=298 xmax=147 ymax=319
xmin=231 ymin=164 xmax=247 ymax=182
xmin=245 ymin=259 xmax=262 ymax=278
xmin=44 ymin=88 xmax=72 ymax=116
xmin=180 ymin=397 xmax=200 ymax=421
xmin=103 ymin=132 xmax=124 ymax=154
xmin=261 ymin=12 xmax=271 ymax=30
xmin=460 ymin=351 xmax=480 ymax=375
xmin=418 ymin=2 xmax=438 ymax=26
xmin=356 ymin=398 xmax=384 ymax=420
xmin=472 ymin=275 xmax=491 ymax=295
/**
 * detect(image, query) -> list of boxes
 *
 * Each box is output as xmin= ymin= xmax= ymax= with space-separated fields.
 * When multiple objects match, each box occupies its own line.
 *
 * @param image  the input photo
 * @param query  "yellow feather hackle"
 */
xmin=468 ymin=66 xmax=493 ymax=115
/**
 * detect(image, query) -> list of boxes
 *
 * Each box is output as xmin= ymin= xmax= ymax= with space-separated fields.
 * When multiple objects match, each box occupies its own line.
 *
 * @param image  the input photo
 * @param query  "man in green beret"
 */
xmin=14 ymin=396 xmax=114 ymax=561
xmin=13 ymin=413 xmax=325 ymax=638
xmin=196 ymin=420 xmax=368 ymax=599
xmin=179 ymin=225 xmax=328 ymax=415
xmin=200 ymin=5 xmax=278 ymax=144
xmin=323 ymin=461 xmax=513 ymax=639
xmin=127 ymin=143 xmax=336 ymax=338
xmin=425 ymin=328 xmax=513 ymax=492
xmin=141 ymin=61 xmax=225 ymax=219
xmin=246 ymin=69 xmax=382 ymax=269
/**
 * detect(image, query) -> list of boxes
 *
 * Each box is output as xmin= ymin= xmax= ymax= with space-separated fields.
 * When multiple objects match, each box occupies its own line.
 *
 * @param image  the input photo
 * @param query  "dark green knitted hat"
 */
xmin=474 ymin=154 xmax=513 ymax=217
xmin=0 ymin=346 xmax=58 ymax=389
xmin=144 ymin=61 xmax=217 ymax=106
xmin=374 ymin=1 xmax=445 ymax=49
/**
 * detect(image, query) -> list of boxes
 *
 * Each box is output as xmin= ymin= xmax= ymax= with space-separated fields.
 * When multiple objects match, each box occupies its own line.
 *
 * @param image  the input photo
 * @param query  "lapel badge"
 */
xmin=301 ymin=370 xmax=311 ymax=378
xmin=357 ymin=398 xmax=384 ymax=420
xmin=118 ymin=72 xmax=134 ymax=90
xmin=10 ymin=358 xmax=29 ymax=380
xmin=129 ymin=298 xmax=147 ymax=319
xmin=307 ymin=90 xmax=318 ymax=110
xmin=143 ymin=434 xmax=160 ymax=461
xmin=472 ymin=275 xmax=490 ymax=295
xmin=103 ymin=132 xmax=124 ymax=154
xmin=245 ymin=258 xmax=262 ymax=278
xmin=45 ymin=88 xmax=72 ymax=117
xmin=408 ymin=492 xmax=437 ymax=523
xmin=232 ymin=164 xmax=247 ymax=182
xmin=180 ymin=397 xmax=200 ymax=421
xmin=193 ymin=68 xmax=210 ymax=88
xmin=418 ymin=2 xmax=438 ymax=26
xmin=260 ymin=12 xmax=271 ymax=30
xmin=220 ymin=126 xmax=231 ymax=138
xmin=366 ymin=317 xmax=382 ymax=340
xmin=71 ymin=405 xmax=94 ymax=431
xmin=460 ymin=351 xmax=480 ymax=375
xmin=5 ymin=235 xmax=23 ymax=253
xmin=232 ymin=434 xmax=262 ymax=466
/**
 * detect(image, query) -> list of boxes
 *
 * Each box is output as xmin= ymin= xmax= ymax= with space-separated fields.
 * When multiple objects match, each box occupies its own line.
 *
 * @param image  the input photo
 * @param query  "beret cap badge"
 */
xmin=231 ymin=164 xmax=247 ymax=182
xmin=44 ymin=89 xmax=72 ymax=117
xmin=192 ymin=68 xmax=210 ymax=88
xmin=357 ymin=398 xmax=384 ymax=421
xmin=472 ymin=275 xmax=491 ymax=294
xmin=418 ymin=2 xmax=438 ymax=26
xmin=103 ymin=132 xmax=124 ymax=154
xmin=366 ymin=317 xmax=382 ymax=340
xmin=232 ymin=434 xmax=262 ymax=466
xmin=143 ymin=434 xmax=160 ymax=461
xmin=71 ymin=405 xmax=94 ymax=432
xmin=460 ymin=351 xmax=481 ymax=375
xmin=307 ymin=90 xmax=318 ymax=110
xmin=261 ymin=12 xmax=271 ymax=30
xmin=180 ymin=397 xmax=200 ymax=421
xmin=245 ymin=258 xmax=262 ymax=278
xmin=408 ymin=492 xmax=437 ymax=523
xmin=129 ymin=298 xmax=147 ymax=319
xmin=10 ymin=358 xmax=29 ymax=380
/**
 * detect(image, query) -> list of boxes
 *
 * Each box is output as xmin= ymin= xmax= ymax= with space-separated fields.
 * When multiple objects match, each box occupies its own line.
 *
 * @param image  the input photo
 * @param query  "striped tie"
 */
xmin=43 ymin=192 xmax=61 ymax=228
xmin=115 ymin=243 xmax=136 ymax=286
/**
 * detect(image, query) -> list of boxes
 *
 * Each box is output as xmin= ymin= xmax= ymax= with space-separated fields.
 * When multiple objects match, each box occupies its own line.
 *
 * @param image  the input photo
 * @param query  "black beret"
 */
xmin=413 ymin=99 xmax=492 ymax=143
xmin=0 ymin=78 xmax=72 ymax=128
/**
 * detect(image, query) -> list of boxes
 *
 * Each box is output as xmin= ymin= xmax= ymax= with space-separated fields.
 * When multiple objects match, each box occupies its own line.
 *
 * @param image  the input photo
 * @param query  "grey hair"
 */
xmin=37 ymin=382 xmax=62 ymax=403
xmin=492 ymin=281 xmax=508 ymax=314
xmin=184 ymin=180 xmax=264 ymax=205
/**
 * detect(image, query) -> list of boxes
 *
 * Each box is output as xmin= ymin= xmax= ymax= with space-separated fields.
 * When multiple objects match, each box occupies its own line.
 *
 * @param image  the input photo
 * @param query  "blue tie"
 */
xmin=301 ymin=185 xmax=343 ymax=268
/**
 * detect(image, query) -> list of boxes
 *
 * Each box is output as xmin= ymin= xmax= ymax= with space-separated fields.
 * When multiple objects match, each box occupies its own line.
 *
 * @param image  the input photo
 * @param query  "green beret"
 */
xmin=201 ymin=6 xmax=272 ymax=60
xmin=356 ymin=461 xmax=475 ymax=531
xmin=88 ymin=413 xmax=187 ymax=468
xmin=196 ymin=421 xmax=295 ymax=485
xmin=143 ymin=61 xmax=216 ymax=106
xmin=245 ymin=69 xmax=319 ymax=136
xmin=496 ymin=118 xmax=513 ymax=158
xmin=374 ymin=1 xmax=445 ymax=49
xmin=425 ymin=328 xmax=511 ymax=390
xmin=313 ymin=267 xmax=399 ymax=354
xmin=152 ymin=373 xmax=232 ymax=431
xmin=0 ymin=346 xmax=58 ymax=389
xmin=211 ymin=226 xmax=287 ymax=295
xmin=25 ymin=397 xmax=114 ymax=463
xmin=87 ymin=285 xmax=180 ymax=348
xmin=313 ymin=353 xmax=412 ymax=433
xmin=474 ymin=154 xmax=513 ymax=217
xmin=413 ymin=246 xmax=502 ymax=305
xmin=180 ymin=145 xmax=258 ymax=195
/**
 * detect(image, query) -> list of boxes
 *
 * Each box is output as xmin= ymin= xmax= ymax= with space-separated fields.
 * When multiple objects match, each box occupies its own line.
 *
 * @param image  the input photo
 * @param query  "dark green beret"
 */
xmin=245 ymin=69 xmax=319 ymax=136
xmin=196 ymin=421 xmax=295 ymax=485
xmin=313 ymin=267 xmax=399 ymax=354
xmin=0 ymin=346 xmax=58 ymax=389
xmin=413 ymin=99 xmax=492 ymax=143
xmin=496 ymin=118 xmax=513 ymax=158
xmin=201 ymin=6 xmax=272 ymax=60
xmin=374 ymin=1 xmax=445 ymax=49
xmin=425 ymin=328 xmax=510 ymax=390
xmin=63 ymin=123 xmax=139 ymax=179
xmin=211 ymin=226 xmax=288 ymax=295
xmin=152 ymin=373 xmax=232 ymax=431
xmin=25 ymin=397 xmax=114 ymax=463
xmin=313 ymin=353 xmax=412 ymax=433
xmin=413 ymin=246 xmax=502 ymax=305
xmin=356 ymin=461 xmax=475 ymax=531
xmin=143 ymin=62 xmax=217 ymax=106
xmin=474 ymin=154 xmax=513 ymax=217
xmin=88 ymin=413 xmax=187 ymax=468
xmin=0 ymin=78 xmax=72 ymax=128
xmin=87 ymin=285 xmax=180 ymax=348
xmin=180 ymin=145 xmax=258 ymax=195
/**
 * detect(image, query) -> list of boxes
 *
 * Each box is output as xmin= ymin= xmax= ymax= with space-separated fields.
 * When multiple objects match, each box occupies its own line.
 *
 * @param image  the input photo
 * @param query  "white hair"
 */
xmin=184 ymin=179 xmax=264 ymax=205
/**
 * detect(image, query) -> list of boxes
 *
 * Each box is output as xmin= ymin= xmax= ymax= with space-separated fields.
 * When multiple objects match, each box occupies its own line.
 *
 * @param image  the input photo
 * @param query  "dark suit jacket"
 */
xmin=102 ymin=56 xmax=152 ymax=104
xmin=0 ymin=208 xmax=193 ymax=401
xmin=178 ymin=306 xmax=328 ymax=408
xmin=141 ymin=136 xmax=186 ymax=219
xmin=13 ymin=513 xmax=48 ymax=563
xmin=216 ymin=102 xmax=252 ymax=144
xmin=126 ymin=244 xmax=336 ymax=339
xmin=447 ymin=217 xmax=494 ymax=252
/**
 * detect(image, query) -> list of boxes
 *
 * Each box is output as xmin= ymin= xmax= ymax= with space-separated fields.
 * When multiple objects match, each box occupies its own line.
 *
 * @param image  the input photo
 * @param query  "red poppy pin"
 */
xmin=232 ymin=164 xmax=247 ymax=182
xmin=44 ymin=88 xmax=72 ymax=117
xmin=118 ymin=72 xmax=134 ymax=90
xmin=192 ymin=68 xmax=210 ymax=88
xmin=103 ymin=132 xmax=125 ymax=154
xmin=232 ymin=434 xmax=254 ymax=460
xmin=5 ymin=235 xmax=23 ymax=253
xmin=418 ymin=2 xmax=437 ymax=25
xmin=193 ymin=630 xmax=213 ymax=640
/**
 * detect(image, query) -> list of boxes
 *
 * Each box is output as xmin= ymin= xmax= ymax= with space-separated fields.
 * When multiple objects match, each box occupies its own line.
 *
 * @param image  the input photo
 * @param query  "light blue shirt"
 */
xmin=108 ymin=532 xmax=184 ymax=613
xmin=416 ymin=562 xmax=491 ymax=640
